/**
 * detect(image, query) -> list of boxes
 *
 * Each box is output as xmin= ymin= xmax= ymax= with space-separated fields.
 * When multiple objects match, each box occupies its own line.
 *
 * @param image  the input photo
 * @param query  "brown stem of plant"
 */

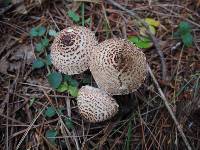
xmin=106 ymin=0 xmax=192 ymax=150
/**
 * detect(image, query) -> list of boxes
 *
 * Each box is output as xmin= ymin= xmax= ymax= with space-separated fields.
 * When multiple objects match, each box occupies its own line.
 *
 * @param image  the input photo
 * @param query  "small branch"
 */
xmin=147 ymin=64 xmax=192 ymax=150
xmin=106 ymin=0 xmax=167 ymax=80
xmin=16 ymin=102 xmax=49 ymax=150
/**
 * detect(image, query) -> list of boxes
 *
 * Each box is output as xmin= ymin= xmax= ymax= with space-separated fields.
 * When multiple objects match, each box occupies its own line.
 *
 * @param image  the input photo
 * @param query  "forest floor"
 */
xmin=0 ymin=0 xmax=200 ymax=149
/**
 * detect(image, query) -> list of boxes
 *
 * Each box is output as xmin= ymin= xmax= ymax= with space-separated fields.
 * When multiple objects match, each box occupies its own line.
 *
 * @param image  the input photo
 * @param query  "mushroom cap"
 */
xmin=51 ymin=26 xmax=98 ymax=75
xmin=77 ymin=86 xmax=119 ymax=123
xmin=90 ymin=38 xmax=147 ymax=95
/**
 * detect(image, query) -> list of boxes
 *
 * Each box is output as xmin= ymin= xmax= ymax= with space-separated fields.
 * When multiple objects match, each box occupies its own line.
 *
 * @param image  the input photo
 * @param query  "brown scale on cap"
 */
xmin=77 ymin=86 xmax=119 ymax=123
xmin=90 ymin=38 xmax=147 ymax=95
xmin=51 ymin=26 xmax=98 ymax=75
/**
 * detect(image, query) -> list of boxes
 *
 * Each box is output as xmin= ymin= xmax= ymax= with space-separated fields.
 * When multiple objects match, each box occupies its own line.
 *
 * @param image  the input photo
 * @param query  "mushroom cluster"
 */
xmin=50 ymin=26 xmax=147 ymax=123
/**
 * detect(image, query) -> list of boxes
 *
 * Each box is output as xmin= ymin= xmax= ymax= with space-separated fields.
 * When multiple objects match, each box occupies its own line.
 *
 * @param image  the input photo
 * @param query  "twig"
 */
xmin=106 ymin=0 xmax=167 ymax=80
xmin=16 ymin=102 xmax=49 ymax=150
xmin=106 ymin=0 xmax=192 ymax=149
xmin=147 ymin=64 xmax=192 ymax=150
xmin=6 ymin=83 xmax=10 ymax=150
xmin=66 ymin=97 xmax=81 ymax=150
xmin=42 ymin=89 xmax=72 ymax=150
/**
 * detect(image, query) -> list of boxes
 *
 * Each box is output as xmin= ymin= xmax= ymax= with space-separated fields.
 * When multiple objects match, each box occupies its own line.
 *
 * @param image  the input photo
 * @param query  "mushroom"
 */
xmin=51 ymin=26 xmax=98 ymax=75
xmin=77 ymin=86 xmax=119 ymax=123
xmin=90 ymin=38 xmax=147 ymax=95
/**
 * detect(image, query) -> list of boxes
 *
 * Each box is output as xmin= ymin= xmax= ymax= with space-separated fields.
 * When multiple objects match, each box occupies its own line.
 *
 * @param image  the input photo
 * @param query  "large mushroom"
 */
xmin=90 ymin=38 xmax=147 ymax=95
xmin=77 ymin=86 xmax=119 ymax=123
xmin=51 ymin=26 xmax=98 ymax=75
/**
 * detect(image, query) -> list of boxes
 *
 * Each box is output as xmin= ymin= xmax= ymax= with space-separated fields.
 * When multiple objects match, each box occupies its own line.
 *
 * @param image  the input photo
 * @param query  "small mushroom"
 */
xmin=90 ymin=38 xmax=147 ymax=95
xmin=77 ymin=86 xmax=119 ymax=123
xmin=51 ymin=26 xmax=98 ymax=75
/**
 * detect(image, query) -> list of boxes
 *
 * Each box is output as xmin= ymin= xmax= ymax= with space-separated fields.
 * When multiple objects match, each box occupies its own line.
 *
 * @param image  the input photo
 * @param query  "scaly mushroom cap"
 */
xmin=51 ymin=26 xmax=98 ymax=75
xmin=77 ymin=86 xmax=119 ymax=123
xmin=90 ymin=38 xmax=147 ymax=95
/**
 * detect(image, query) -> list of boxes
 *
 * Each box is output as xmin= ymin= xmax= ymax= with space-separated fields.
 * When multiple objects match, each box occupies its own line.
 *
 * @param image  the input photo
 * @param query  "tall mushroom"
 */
xmin=51 ymin=26 xmax=98 ymax=75
xmin=90 ymin=38 xmax=147 ymax=95
xmin=77 ymin=86 xmax=119 ymax=123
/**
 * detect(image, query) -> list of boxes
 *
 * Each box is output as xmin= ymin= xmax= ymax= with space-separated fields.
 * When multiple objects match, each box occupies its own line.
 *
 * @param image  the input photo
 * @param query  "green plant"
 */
xmin=175 ymin=21 xmax=193 ymax=47
xmin=32 ymin=58 xmax=45 ymax=69
xmin=45 ymin=129 xmax=58 ymax=144
xmin=67 ymin=4 xmax=91 ymax=26
xmin=30 ymin=26 xmax=46 ymax=37
xmin=57 ymin=75 xmax=79 ymax=97
xmin=48 ymin=29 xmax=58 ymax=37
xmin=128 ymin=36 xmax=153 ymax=49
xmin=30 ymin=25 xmax=53 ymax=70
xmin=29 ymin=97 xmax=36 ymax=107
xmin=44 ymin=106 xmax=56 ymax=118
xmin=124 ymin=121 xmax=133 ymax=150
xmin=47 ymin=72 xmax=63 ymax=89
xmin=68 ymin=10 xmax=80 ymax=23
xmin=64 ymin=117 xmax=74 ymax=130
xmin=30 ymin=25 xmax=79 ymax=97
xmin=128 ymin=17 xmax=160 ymax=49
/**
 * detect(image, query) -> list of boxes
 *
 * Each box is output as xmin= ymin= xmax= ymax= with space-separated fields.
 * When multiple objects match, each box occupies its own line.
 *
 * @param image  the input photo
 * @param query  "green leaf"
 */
xmin=67 ymin=10 xmax=80 ymax=23
xmin=45 ymin=54 xmax=52 ymax=66
xmin=32 ymin=58 xmax=45 ymax=69
xmin=29 ymin=97 xmax=36 ymax=107
xmin=140 ymin=25 xmax=156 ymax=36
xmin=37 ymin=26 xmax=46 ymax=36
xmin=136 ymin=37 xmax=153 ymax=49
xmin=44 ymin=106 xmax=56 ymax=118
xmin=64 ymin=117 xmax=74 ymax=130
xmin=181 ymin=32 xmax=193 ymax=47
xmin=57 ymin=82 xmax=68 ymax=92
xmin=128 ymin=36 xmax=139 ymax=43
xmin=81 ymin=2 xmax=85 ymax=26
xmin=85 ymin=18 xmax=91 ymax=25
xmin=47 ymin=72 xmax=62 ymax=89
xmin=128 ymin=36 xmax=153 ymax=49
xmin=48 ymin=29 xmax=58 ymax=37
xmin=145 ymin=18 xmax=160 ymax=27
xmin=35 ymin=42 xmax=44 ymax=52
xmin=45 ymin=129 xmax=57 ymax=144
xmin=124 ymin=121 xmax=133 ymax=150
xmin=173 ymin=31 xmax=181 ymax=38
xmin=58 ymin=107 xmax=65 ymax=115
xmin=179 ymin=21 xmax=191 ymax=35
xmin=41 ymin=38 xmax=49 ymax=47
xmin=30 ymin=26 xmax=46 ymax=37
xmin=63 ymin=75 xmax=79 ymax=87
xmin=69 ymin=79 xmax=79 ymax=87
xmin=63 ymin=74 xmax=73 ymax=82
xmin=30 ymin=27 xmax=39 ymax=37
xmin=68 ymin=85 xmax=78 ymax=97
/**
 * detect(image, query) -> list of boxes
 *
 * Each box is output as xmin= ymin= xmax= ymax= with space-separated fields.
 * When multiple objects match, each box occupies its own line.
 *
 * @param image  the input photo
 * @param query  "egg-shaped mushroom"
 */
xmin=77 ymin=86 xmax=119 ymax=123
xmin=51 ymin=26 xmax=98 ymax=75
xmin=90 ymin=38 xmax=147 ymax=95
